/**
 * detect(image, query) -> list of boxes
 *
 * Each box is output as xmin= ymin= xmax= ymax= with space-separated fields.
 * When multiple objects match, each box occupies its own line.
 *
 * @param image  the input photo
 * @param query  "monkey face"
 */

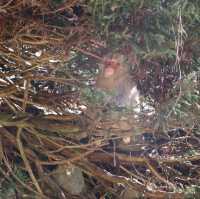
xmin=104 ymin=67 xmax=115 ymax=77
xmin=96 ymin=55 xmax=128 ymax=90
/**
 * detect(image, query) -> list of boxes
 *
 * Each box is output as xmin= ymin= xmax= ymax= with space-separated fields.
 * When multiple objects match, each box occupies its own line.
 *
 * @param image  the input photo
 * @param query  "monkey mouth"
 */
xmin=104 ymin=67 xmax=115 ymax=77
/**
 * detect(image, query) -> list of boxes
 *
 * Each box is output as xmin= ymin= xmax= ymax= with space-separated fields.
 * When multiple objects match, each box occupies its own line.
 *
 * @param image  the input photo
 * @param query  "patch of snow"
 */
xmin=8 ymin=48 xmax=14 ymax=52
xmin=25 ymin=61 xmax=32 ymax=66
xmin=35 ymin=50 xmax=42 ymax=57
xmin=49 ymin=59 xmax=60 ymax=63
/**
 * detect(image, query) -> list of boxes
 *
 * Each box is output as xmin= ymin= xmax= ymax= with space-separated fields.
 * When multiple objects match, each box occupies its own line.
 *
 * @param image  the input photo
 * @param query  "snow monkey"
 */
xmin=96 ymin=53 xmax=140 ymax=107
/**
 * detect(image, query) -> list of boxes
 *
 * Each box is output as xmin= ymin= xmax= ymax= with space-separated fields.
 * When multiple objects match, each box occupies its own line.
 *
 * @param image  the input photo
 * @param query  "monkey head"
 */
xmin=96 ymin=53 xmax=140 ymax=107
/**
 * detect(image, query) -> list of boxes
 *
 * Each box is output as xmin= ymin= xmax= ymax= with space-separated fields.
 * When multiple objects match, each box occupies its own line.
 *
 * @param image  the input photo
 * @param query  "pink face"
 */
xmin=104 ymin=67 xmax=115 ymax=77
xmin=103 ymin=59 xmax=119 ymax=78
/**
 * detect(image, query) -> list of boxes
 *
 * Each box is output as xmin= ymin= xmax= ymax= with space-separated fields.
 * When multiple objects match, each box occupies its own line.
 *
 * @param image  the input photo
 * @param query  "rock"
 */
xmin=53 ymin=164 xmax=85 ymax=195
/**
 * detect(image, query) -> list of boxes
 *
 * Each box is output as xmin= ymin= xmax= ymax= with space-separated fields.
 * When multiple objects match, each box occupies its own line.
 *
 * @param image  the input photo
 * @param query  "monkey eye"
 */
xmin=105 ymin=59 xmax=119 ymax=69
xmin=104 ymin=59 xmax=113 ymax=65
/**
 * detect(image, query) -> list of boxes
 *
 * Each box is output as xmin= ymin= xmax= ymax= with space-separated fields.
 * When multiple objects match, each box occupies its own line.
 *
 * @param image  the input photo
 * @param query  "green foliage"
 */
xmin=0 ymin=165 xmax=29 ymax=198
xmin=81 ymin=87 xmax=111 ymax=105
xmin=15 ymin=167 xmax=29 ymax=182
xmin=51 ymin=0 xmax=64 ymax=4
xmin=169 ymin=72 xmax=200 ymax=127
xmin=174 ymin=73 xmax=199 ymax=106
xmin=185 ymin=185 xmax=200 ymax=199
xmin=88 ymin=0 xmax=199 ymax=61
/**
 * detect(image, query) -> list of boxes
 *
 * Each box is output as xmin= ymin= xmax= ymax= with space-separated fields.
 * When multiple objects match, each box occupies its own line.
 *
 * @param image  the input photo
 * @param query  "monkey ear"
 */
xmin=104 ymin=67 xmax=115 ymax=77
